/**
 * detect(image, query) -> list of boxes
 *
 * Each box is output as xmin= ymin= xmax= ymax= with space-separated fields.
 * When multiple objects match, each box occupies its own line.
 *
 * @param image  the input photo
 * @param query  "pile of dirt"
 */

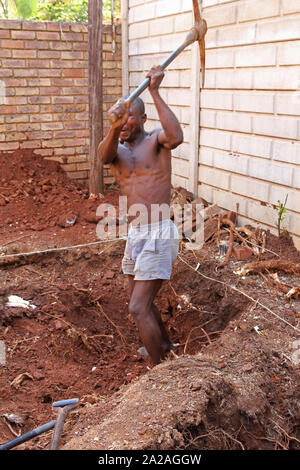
xmin=0 ymin=149 xmax=118 ymax=234
xmin=0 ymin=151 xmax=299 ymax=451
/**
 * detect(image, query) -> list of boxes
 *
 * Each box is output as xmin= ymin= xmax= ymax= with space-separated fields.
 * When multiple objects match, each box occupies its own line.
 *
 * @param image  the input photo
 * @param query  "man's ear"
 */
xmin=142 ymin=113 xmax=147 ymax=124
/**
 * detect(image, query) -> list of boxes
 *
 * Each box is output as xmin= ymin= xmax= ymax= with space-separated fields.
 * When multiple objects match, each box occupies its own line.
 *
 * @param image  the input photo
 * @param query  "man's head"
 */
xmin=119 ymin=97 xmax=147 ymax=143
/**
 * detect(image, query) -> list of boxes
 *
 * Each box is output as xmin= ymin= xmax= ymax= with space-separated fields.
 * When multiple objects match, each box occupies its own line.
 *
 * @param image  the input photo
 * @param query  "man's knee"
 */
xmin=128 ymin=298 xmax=143 ymax=320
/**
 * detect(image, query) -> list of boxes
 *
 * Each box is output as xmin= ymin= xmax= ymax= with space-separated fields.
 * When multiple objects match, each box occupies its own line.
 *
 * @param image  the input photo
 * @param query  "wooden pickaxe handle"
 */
xmin=109 ymin=11 xmax=207 ymax=123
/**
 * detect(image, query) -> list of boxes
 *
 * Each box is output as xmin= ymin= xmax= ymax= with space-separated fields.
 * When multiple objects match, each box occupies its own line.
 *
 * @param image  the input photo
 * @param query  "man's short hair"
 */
xmin=123 ymin=96 xmax=145 ymax=115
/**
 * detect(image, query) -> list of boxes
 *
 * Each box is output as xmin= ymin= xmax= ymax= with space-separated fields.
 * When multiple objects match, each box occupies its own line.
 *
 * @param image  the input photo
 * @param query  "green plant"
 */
xmin=275 ymin=195 xmax=288 ymax=237
xmin=1 ymin=0 xmax=120 ymax=21
xmin=0 ymin=0 xmax=38 ymax=19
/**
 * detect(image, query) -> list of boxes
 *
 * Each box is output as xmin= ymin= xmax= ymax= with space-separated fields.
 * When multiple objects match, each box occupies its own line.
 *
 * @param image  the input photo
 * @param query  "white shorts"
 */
xmin=122 ymin=219 xmax=179 ymax=281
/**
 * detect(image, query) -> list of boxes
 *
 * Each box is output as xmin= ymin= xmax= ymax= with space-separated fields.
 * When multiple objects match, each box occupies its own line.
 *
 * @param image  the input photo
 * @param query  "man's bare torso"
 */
xmin=111 ymin=129 xmax=171 ymax=224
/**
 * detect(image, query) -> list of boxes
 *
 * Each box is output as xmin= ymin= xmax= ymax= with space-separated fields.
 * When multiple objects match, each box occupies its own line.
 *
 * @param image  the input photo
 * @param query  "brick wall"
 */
xmin=0 ymin=19 xmax=122 ymax=184
xmin=126 ymin=0 xmax=300 ymax=249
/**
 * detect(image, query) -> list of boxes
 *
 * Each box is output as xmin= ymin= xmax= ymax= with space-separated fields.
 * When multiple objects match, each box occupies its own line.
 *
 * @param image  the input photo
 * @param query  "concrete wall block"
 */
xmin=248 ymin=157 xmax=294 ymax=186
xmin=201 ymin=90 xmax=233 ymax=110
xmin=200 ymin=109 xmax=216 ymax=128
xmin=173 ymin=12 xmax=193 ymax=33
xmin=130 ymin=2 xmax=156 ymax=23
xmin=217 ymin=23 xmax=256 ymax=47
xmin=216 ymin=69 xmax=253 ymax=89
xmin=232 ymin=133 xmax=272 ymax=159
xmin=281 ymin=0 xmax=300 ymax=15
xmin=247 ymin=200 xmax=278 ymax=227
xmin=197 ymin=182 xmax=214 ymax=204
xmin=180 ymin=69 xmax=192 ymax=87
xmin=180 ymin=107 xmax=191 ymax=125
xmin=172 ymin=157 xmax=190 ymax=178
xmin=167 ymin=88 xmax=192 ymax=106
xmin=238 ymin=0 xmax=280 ymax=22
xmin=257 ymin=18 xmax=300 ymax=43
xmin=199 ymin=147 xmax=214 ymax=166
xmin=235 ymin=44 xmax=277 ymax=67
xmin=231 ymin=173 xmax=270 ymax=201
xmin=292 ymin=167 xmax=300 ymax=189
xmin=269 ymin=185 xmax=300 ymax=213
xmin=275 ymin=92 xmax=300 ymax=116
xmin=273 ymin=140 xmax=300 ymax=165
xmin=156 ymin=0 xmax=182 ymax=18
xmin=149 ymin=16 xmax=174 ymax=36
xmin=210 ymin=187 xmax=248 ymax=215
xmin=129 ymin=21 xmax=149 ymax=39
xmin=253 ymin=115 xmax=298 ymax=139
xmin=233 ymin=92 xmax=274 ymax=114
xmin=200 ymin=128 xmax=231 ymax=151
xmin=198 ymin=165 xmax=231 ymax=190
xmin=278 ymin=41 xmax=300 ymax=66
xmin=206 ymin=48 xmax=235 ymax=69
xmin=289 ymin=213 xmax=300 ymax=237
xmin=175 ymin=142 xmax=192 ymax=160
xmin=253 ymin=67 xmax=300 ymax=91
xmin=171 ymin=173 xmax=189 ymax=189
xmin=214 ymin=149 xmax=249 ymax=175
xmin=203 ymin=3 xmax=237 ymax=28
xmin=159 ymin=32 xmax=188 ymax=54
xmin=216 ymin=111 xmax=252 ymax=133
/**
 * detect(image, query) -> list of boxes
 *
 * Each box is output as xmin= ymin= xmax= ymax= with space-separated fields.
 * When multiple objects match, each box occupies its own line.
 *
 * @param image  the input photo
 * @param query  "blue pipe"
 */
xmin=0 ymin=419 xmax=56 ymax=450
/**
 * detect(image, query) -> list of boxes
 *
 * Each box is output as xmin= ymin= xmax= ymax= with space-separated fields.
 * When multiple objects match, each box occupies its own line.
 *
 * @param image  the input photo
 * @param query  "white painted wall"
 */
xmin=124 ymin=0 xmax=300 ymax=249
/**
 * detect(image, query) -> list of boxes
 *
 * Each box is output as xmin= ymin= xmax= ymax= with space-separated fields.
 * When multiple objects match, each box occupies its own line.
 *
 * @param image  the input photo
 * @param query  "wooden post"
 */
xmin=88 ymin=0 xmax=104 ymax=197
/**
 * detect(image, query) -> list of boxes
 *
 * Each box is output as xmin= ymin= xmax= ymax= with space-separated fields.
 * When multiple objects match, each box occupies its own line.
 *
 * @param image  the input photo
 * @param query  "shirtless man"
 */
xmin=98 ymin=66 xmax=183 ymax=365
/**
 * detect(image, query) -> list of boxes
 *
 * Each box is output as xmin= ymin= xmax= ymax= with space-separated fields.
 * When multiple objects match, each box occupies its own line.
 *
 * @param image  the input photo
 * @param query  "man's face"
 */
xmin=120 ymin=103 xmax=146 ymax=143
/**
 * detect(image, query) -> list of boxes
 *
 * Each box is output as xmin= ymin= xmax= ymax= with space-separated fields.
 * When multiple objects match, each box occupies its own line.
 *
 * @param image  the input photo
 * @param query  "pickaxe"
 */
xmin=109 ymin=0 xmax=207 ymax=123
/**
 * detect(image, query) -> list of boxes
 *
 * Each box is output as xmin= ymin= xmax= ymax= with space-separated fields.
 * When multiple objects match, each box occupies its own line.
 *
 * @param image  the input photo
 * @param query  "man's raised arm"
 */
xmin=98 ymin=98 xmax=130 ymax=164
xmin=146 ymin=66 xmax=183 ymax=150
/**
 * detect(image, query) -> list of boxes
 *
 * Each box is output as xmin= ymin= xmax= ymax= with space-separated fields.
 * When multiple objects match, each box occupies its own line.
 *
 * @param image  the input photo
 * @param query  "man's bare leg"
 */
xmin=128 ymin=279 xmax=172 ymax=365
xmin=127 ymin=276 xmax=173 ymax=359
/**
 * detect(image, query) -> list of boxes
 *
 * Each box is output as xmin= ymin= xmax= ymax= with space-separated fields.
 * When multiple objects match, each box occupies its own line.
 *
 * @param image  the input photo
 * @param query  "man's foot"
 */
xmin=137 ymin=346 xmax=149 ymax=357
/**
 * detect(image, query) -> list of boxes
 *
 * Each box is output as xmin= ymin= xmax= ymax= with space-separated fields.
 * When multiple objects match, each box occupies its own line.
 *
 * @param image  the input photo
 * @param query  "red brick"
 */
xmin=28 ymin=59 xmax=50 ymax=68
xmin=62 ymin=32 xmax=83 ymax=41
xmin=0 ymin=49 xmax=11 ymax=58
xmin=17 ymin=105 xmax=39 ymax=113
xmin=0 ymin=30 xmax=10 ymax=39
xmin=0 ymin=20 xmax=21 ymax=29
xmin=5 ymin=97 xmax=27 ymax=105
xmin=41 ymin=122 xmax=63 ymax=130
xmin=25 ymin=40 xmax=49 ymax=50
xmin=38 ymin=69 xmax=62 ymax=77
xmin=22 ymin=21 xmax=46 ymax=31
xmin=50 ymin=78 xmax=73 ymax=87
xmin=1 ymin=59 xmax=26 ymax=68
xmin=0 ymin=105 xmax=17 ymax=114
xmin=12 ymin=49 xmax=37 ymax=59
xmin=11 ymin=30 xmax=35 ymax=40
xmin=63 ymin=87 xmax=87 ymax=95
xmin=52 ymin=96 xmax=74 ymax=104
xmin=21 ymin=140 xmax=41 ymax=149
xmin=54 ymin=130 xmax=76 ymax=139
xmin=46 ymin=22 xmax=70 ymax=32
xmin=2 ymin=39 xmax=24 ymax=48
xmin=4 ymin=78 xmax=26 ymax=86
xmin=38 ymin=50 xmax=61 ymax=59
xmin=0 ymin=142 xmax=19 ymax=151
xmin=28 ymin=96 xmax=51 ymax=104
xmin=62 ymin=69 xmax=85 ymax=78
xmin=37 ymin=31 xmax=60 ymax=41
xmin=6 ymin=132 xmax=26 ymax=141
xmin=15 ymin=88 xmax=39 ymax=96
